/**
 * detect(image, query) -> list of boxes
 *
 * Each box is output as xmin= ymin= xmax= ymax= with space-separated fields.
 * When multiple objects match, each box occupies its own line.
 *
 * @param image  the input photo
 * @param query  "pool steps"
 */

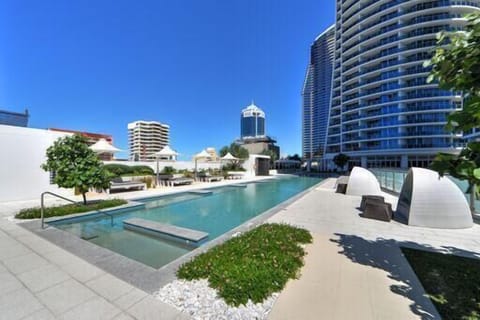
xmin=123 ymin=218 xmax=209 ymax=246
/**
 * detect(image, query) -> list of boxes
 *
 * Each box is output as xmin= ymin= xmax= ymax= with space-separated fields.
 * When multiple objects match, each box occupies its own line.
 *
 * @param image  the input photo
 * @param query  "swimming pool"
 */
xmin=50 ymin=176 xmax=321 ymax=268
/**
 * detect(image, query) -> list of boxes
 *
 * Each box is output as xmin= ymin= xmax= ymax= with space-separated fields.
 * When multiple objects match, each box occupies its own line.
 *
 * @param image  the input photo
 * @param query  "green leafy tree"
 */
xmin=219 ymin=143 xmax=249 ymax=159
xmin=333 ymin=153 xmax=350 ymax=172
xmin=425 ymin=13 xmax=480 ymax=132
xmin=42 ymin=135 xmax=111 ymax=205
xmin=286 ymin=154 xmax=302 ymax=162
xmin=261 ymin=149 xmax=278 ymax=167
xmin=426 ymin=13 xmax=480 ymax=214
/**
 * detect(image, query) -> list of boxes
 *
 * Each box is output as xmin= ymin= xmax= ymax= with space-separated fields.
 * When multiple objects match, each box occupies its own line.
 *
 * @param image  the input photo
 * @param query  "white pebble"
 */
xmin=154 ymin=279 xmax=279 ymax=320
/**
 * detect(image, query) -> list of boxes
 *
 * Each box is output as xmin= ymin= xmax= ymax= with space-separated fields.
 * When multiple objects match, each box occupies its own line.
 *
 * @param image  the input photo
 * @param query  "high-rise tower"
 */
xmin=128 ymin=120 xmax=170 ymax=161
xmin=240 ymin=102 xmax=265 ymax=139
xmin=302 ymin=25 xmax=335 ymax=161
xmin=322 ymin=0 xmax=480 ymax=169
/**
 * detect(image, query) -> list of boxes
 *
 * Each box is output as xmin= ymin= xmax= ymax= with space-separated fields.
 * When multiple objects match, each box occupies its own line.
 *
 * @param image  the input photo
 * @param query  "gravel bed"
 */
xmin=155 ymin=279 xmax=279 ymax=320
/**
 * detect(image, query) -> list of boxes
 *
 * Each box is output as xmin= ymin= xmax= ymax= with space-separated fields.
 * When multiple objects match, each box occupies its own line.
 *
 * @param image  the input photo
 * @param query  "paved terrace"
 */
xmin=0 ymin=176 xmax=479 ymax=319
xmin=0 ymin=177 xmax=272 ymax=320
xmin=268 ymin=178 xmax=480 ymax=320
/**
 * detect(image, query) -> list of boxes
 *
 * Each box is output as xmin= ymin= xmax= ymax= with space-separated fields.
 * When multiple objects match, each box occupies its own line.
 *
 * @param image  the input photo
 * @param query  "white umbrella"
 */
xmin=221 ymin=152 xmax=239 ymax=161
xmin=89 ymin=138 xmax=121 ymax=153
xmin=194 ymin=149 xmax=212 ymax=159
xmin=154 ymin=146 xmax=179 ymax=186
xmin=194 ymin=149 xmax=212 ymax=181
xmin=154 ymin=145 xmax=179 ymax=159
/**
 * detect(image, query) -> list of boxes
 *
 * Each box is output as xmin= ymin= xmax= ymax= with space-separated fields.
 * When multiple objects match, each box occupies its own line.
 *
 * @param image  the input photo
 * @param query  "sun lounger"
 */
xmin=198 ymin=172 xmax=223 ymax=182
xmin=227 ymin=171 xmax=245 ymax=180
xmin=108 ymin=178 xmax=146 ymax=193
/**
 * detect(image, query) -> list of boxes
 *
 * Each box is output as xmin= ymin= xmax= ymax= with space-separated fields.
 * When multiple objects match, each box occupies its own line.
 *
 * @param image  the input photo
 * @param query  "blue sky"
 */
xmin=0 ymin=0 xmax=335 ymax=160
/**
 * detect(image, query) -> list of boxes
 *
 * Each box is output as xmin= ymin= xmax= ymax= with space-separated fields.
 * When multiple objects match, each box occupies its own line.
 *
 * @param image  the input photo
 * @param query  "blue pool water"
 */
xmin=51 ymin=176 xmax=321 ymax=268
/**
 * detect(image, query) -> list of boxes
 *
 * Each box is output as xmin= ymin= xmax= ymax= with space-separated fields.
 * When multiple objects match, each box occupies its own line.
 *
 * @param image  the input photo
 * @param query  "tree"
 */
xmin=426 ymin=13 xmax=480 ymax=214
xmin=219 ymin=143 xmax=249 ymax=159
xmin=42 ymin=134 xmax=111 ymax=205
xmin=425 ymin=13 xmax=480 ymax=133
xmin=333 ymin=153 xmax=350 ymax=172
xmin=261 ymin=149 xmax=278 ymax=168
xmin=286 ymin=154 xmax=302 ymax=162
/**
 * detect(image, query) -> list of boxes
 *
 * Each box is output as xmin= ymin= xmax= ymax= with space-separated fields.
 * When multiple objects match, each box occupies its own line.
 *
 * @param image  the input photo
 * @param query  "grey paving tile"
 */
xmin=113 ymin=288 xmax=148 ymax=310
xmin=15 ymin=234 xmax=59 ymax=255
xmin=44 ymin=248 xmax=86 ymax=267
xmin=112 ymin=312 xmax=135 ymax=320
xmin=21 ymin=307 xmax=56 ymax=320
xmin=0 ymin=243 xmax=31 ymax=260
xmin=0 ymin=288 xmax=43 ymax=320
xmin=3 ymin=252 xmax=49 ymax=275
xmin=0 ymin=271 xmax=24 ymax=294
xmin=127 ymin=295 xmax=188 ymax=320
xmin=18 ymin=264 xmax=70 ymax=293
xmin=36 ymin=279 xmax=96 ymax=315
xmin=86 ymin=273 xmax=134 ymax=302
xmin=59 ymin=297 xmax=122 ymax=320
xmin=60 ymin=260 xmax=105 ymax=283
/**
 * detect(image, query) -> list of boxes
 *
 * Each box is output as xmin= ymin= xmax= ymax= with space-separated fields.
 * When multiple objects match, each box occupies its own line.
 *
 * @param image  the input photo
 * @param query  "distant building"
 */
xmin=302 ymin=25 xmax=335 ymax=161
xmin=128 ymin=120 xmax=170 ymax=162
xmin=237 ymin=136 xmax=280 ymax=161
xmin=0 ymin=108 xmax=29 ymax=127
xmin=238 ymin=102 xmax=279 ymax=161
xmin=48 ymin=128 xmax=115 ymax=160
xmin=241 ymin=102 xmax=265 ymax=139
xmin=206 ymin=147 xmax=219 ymax=161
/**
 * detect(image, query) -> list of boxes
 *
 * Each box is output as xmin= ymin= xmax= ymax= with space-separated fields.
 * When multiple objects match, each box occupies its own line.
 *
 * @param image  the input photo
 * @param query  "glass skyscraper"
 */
xmin=241 ymin=102 xmax=265 ymax=139
xmin=302 ymin=25 xmax=335 ymax=161
xmin=320 ymin=0 xmax=480 ymax=169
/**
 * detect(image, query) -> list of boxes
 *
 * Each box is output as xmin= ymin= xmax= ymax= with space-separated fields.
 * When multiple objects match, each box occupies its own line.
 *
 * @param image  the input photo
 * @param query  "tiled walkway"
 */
xmin=268 ymin=178 xmax=480 ymax=319
xmin=0 ymin=217 xmax=188 ymax=320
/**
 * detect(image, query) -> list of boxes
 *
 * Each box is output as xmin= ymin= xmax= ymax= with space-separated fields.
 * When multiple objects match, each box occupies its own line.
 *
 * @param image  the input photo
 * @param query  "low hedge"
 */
xmin=104 ymin=164 xmax=154 ymax=177
xmin=15 ymin=199 xmax=128 ymax=219
xmin=177 ymin=223 xmax=312 ymax=306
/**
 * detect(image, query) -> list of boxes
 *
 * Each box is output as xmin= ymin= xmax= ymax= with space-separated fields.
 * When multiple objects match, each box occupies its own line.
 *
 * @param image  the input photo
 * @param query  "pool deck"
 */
xmin=268 ymin=178 xmax=480 ymax=320
xmin=0 ymin=176 xmax=479 ymax=319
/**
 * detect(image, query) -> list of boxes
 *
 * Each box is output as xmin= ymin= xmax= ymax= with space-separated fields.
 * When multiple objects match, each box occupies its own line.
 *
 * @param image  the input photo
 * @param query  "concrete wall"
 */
xmin=103 ymin=160 xmax=222 ymax=172
xmin=0 ymin=125 xmax=74 ymax=202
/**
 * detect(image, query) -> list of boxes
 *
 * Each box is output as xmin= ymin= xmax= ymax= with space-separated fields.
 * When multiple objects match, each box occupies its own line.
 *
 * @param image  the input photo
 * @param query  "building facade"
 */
xmin=302 ymin=25 xmax=335 ymax=161
xmin=48 ymin=128 xmax=115 ymax=160
xmin=320 ymin=0 xmax=480 ymax=170
xmin=0 ymin=109 xmax=29 ymax=127
xmin=241 ymin=102 xmax=265 ymax=139
xmin=128 ymin=120 xmax=170 ymax=161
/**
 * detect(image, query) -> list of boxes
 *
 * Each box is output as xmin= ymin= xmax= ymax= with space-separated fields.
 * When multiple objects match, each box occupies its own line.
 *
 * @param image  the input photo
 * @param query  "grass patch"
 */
xmin=177 ymin=223 xmax=312 ymax=306
xmin=402 ymin=247 xmax=480 ymax=320
xmin=15 ymin=199 xmax=128 ymax=219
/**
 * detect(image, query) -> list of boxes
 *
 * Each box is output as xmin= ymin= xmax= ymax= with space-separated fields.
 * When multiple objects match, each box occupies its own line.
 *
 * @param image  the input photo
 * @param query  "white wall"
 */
xmin=103 ymin=160 xmax=222 ymax=172
xmin=0 ymin=125 xmax=74 ymax=202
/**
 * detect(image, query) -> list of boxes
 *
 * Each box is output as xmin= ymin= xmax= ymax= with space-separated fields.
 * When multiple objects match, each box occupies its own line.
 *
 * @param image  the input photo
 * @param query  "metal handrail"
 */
xmin=41 ymin=192 xmax=114 ymax=229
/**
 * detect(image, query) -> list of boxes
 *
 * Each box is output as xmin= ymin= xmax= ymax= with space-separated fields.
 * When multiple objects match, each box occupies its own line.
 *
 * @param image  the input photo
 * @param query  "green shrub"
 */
xmin=177 ymin=223 xmax=312 ymax=306
xmin=15 ymin=199 xmax=128 ymax=219
xmin=104 ymin=164 xmax=134 ymax=177
xmin=161 ymin=166 xmax=176 ymax=174
xmin=130 ymin=165 xmax=154 ymax=175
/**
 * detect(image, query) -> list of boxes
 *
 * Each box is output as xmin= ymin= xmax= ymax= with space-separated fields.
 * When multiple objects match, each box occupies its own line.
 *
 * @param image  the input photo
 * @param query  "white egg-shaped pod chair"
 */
xmin=396 ymin=167 xmax=473 ymax=229
xmin=345 ymin=166 xmax=382 ymax=196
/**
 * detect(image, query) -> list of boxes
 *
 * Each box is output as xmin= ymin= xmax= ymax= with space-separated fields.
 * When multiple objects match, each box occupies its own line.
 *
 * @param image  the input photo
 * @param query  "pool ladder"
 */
xmin=40 ymin=192 xmax=114 ymax=229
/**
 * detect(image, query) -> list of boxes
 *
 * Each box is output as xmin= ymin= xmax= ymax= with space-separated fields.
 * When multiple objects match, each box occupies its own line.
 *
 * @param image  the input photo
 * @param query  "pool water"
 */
xmin=51 ymin=176 xmax=321 ymax=268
